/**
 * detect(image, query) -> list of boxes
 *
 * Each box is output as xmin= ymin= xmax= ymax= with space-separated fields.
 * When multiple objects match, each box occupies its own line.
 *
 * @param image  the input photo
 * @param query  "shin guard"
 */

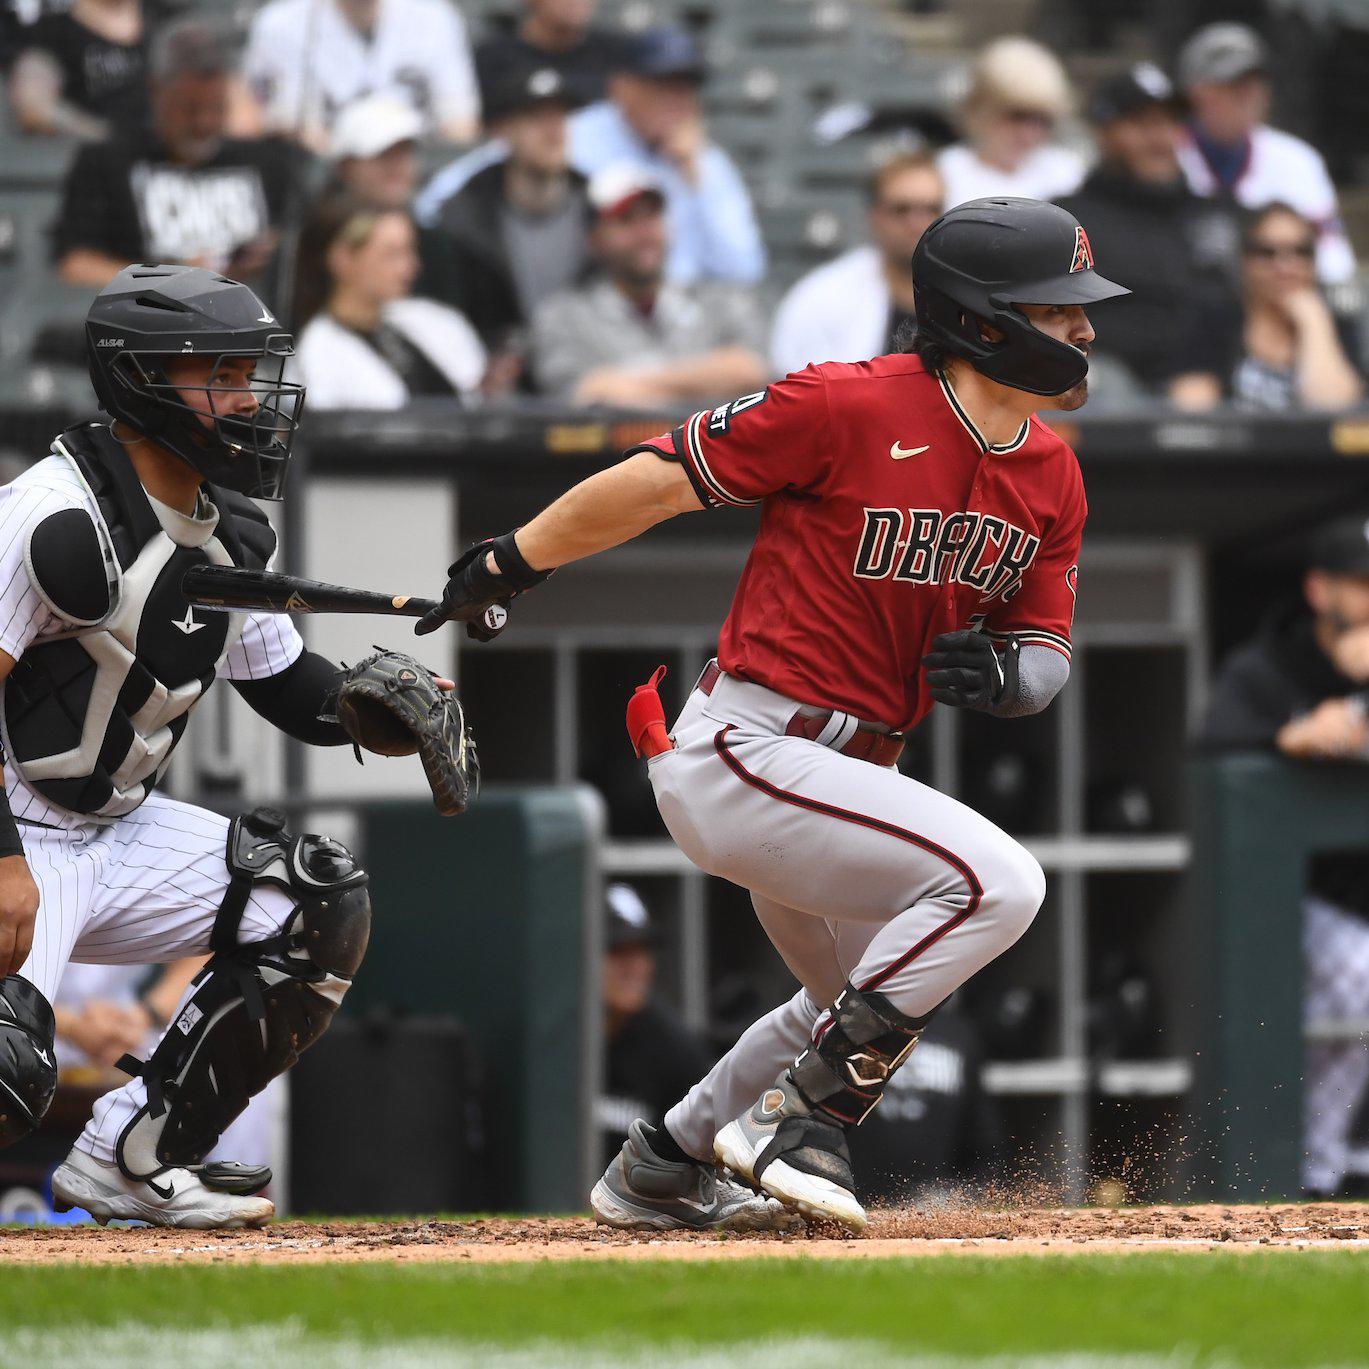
xmin=789 ymin=984 xmax=934 ymax=1126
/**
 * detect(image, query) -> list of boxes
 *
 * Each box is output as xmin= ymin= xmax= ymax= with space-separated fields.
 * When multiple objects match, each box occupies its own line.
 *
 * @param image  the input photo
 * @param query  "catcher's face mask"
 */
xmin=111 ymin=343 xmax=304 ymax=500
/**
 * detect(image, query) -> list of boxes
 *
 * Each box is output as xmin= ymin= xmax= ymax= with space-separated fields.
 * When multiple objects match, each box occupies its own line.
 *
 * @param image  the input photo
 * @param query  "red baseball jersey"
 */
xmin=632 ymin=353 xmax=1086 ymax=731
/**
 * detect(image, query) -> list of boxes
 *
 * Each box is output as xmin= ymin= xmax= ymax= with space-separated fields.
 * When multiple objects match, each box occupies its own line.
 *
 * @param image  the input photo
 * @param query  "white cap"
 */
xmin=331 ymin=94 xmax=424 ymax=161
xmin=587 ymin=162 xmax=666 ymax=218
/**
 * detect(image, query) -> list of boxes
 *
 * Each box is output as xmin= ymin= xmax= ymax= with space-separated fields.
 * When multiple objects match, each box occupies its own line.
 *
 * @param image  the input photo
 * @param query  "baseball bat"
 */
xmin=181 ymin=564 xmax=510 ymax=637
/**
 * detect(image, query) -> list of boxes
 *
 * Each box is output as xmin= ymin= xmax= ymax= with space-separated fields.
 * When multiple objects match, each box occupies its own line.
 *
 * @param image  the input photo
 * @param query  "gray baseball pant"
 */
xmin=649 ymin=666 xmax=1045 ymax=1161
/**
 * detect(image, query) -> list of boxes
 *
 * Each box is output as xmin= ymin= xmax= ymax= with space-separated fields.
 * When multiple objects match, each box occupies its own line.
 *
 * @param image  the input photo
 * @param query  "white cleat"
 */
xmin=714 ymin=1074 xmax=868 ymax=1234
xmin=51 ymin=1148 xmax=274 ymax=1230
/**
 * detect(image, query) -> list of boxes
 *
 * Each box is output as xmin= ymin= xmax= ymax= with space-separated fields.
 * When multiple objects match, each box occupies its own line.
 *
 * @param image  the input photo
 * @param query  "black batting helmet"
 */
xmin=85 ymin=264 xmax=305 ymax=500
xmin=911 ymin=197 xmax=1129 ymax=397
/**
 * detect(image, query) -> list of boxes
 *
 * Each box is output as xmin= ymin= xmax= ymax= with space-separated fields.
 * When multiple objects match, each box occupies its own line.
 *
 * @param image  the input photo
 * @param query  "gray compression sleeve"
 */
xmin=986 ymin=643 xmax=1071 ymax=719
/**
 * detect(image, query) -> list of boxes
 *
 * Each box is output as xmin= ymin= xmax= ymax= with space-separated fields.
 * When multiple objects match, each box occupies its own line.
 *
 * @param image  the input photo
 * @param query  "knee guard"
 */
xmin=115 ymin=808 xmax=371 ymax=1182
xmin=789 ymin=984 xmax=934 ymax=1127
xmin=0 ymin=976 xmax=57 ymax=1149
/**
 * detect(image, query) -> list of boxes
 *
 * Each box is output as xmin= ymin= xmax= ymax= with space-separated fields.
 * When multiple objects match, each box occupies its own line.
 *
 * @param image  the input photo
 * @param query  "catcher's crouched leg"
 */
xmin=114 ymin=807 xmax=370 ymax=1189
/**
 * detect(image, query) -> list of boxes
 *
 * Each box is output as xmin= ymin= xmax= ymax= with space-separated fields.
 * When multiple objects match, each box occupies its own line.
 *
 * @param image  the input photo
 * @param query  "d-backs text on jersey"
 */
xmin=852 ymin=507 xmax=1040 ymax=603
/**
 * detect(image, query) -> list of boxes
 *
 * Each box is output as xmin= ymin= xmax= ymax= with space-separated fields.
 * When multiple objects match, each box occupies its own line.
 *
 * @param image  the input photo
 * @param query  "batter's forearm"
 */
xmin=984 ymin=643 xmax=1070 ymax=718
xmin=514 ymin=453 xmax=702 ymax=572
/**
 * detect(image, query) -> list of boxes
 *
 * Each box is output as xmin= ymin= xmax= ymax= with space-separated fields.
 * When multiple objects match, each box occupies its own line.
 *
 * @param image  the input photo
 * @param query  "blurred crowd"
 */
xmin=0 ymin=0 xmax=1365 ymax=417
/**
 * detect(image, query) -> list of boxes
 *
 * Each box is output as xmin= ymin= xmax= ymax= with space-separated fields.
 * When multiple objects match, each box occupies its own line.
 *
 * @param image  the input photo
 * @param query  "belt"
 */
xmin=696 ymin=662 xmax=905 ymax=769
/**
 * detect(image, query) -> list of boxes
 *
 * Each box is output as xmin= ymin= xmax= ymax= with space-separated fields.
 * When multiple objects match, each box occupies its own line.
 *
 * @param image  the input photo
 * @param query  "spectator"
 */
xmin=327 ymin=93 xmax=425 ymax=210
xmin=1176 ymin=22 xmax=1358 ymax=289
xmin=53 ymin=18 xmax=302 ymax=291
xmin=1199 ymin=516 xmax=1369 ymax=1198
xmin=476 ymin=0 xmax=629 ymax=111
xmin=8 ymin=0 xmax=150 ymax=138
xmin=938 ymin=37 xmax=1085 ymax=209
xmin=1230 ymin=203 xmax=1362 ymax=411
xmin=419 ymin=65 xmax=591 ymax=392
xmin=244 ymin=0 xmax=479 ymax=151
xmin=531 ymin=165 xmax=768 ymax=408
xmin=293 ymin=194 xmax=486 ymax=408
xmin=1055 ymin=65 xmax=1241 ymax=411
xmin=770 ymin=150 xmax=944 ymax=377
xmin=597 ymin=883 xmax=712 ymax=1168
xmin=568 ymin=25 xmax=766 ymax=286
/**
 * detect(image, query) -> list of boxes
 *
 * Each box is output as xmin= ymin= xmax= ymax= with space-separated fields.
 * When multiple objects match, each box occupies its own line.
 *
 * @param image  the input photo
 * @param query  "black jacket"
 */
xmin=1056 ymin=166 xmax=1242 ymax=391
xmin=1200 ymin=601 xmax=1369 ymax=918
xmin=418 ymin=159 xmax=592 ymax=352
xmin=1199 ymin=600 xmax=1359 ymax=752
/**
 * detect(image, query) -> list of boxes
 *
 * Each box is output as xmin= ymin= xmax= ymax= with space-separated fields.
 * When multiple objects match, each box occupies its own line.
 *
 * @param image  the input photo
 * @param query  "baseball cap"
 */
xmin=588 ymin=163 xmax=665 ymax=219
xmin=331 ymin=94 xmax=423 ymax=160
xmin=606 ymin=883 xmax=656 ymax=948
xmin=627 ymin=25 xmax=707 ymax=82
xmin=1087 ymin=62 xmax=1179 ymax=125
xmin=481 ymin=63 xmax=573 ymax=125
xmin=1178 ymin=23 xmax=1268 ymax=90
xmin=1309 ymin=516 xmax=1369 ymax=575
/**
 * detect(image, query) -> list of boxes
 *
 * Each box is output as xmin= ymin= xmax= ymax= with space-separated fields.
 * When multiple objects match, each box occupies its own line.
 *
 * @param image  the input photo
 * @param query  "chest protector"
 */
xmin=2 ymin=424 xmax=275 ymax=819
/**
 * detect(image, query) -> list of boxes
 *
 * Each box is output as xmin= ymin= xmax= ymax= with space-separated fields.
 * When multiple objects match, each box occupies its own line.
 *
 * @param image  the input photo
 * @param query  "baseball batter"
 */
xmin=420 ymin=197 xmax=1129 ymax=1232
xmin=0 ymin=264 xmax=457 ymax=1229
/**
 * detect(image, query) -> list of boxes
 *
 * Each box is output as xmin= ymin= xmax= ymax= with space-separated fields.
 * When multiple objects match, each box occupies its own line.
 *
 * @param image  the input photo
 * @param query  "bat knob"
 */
xmin=483 ymin=605 xmax=508 ymax=633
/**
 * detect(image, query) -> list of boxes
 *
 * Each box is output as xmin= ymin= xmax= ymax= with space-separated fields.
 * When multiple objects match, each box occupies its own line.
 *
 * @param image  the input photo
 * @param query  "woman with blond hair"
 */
xmin=938 ymin=37 xmax=1086 ymax=208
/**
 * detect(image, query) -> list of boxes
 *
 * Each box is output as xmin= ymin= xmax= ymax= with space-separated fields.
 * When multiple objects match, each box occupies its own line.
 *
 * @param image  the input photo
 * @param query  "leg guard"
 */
xmin=115 ymin=808 xmax=371 ymax=1183
xmin=789 ymin=984 xmax=933 ymax=1127
xmin=0 ymin=976 xmax=57 ymax=1148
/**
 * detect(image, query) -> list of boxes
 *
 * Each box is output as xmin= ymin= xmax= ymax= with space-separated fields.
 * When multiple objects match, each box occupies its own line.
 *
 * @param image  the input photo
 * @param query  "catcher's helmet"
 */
xmin=911 ymin=197 xmax=1130 ymax=397
xmin=85 ymin=264 xmax=305 ymax=500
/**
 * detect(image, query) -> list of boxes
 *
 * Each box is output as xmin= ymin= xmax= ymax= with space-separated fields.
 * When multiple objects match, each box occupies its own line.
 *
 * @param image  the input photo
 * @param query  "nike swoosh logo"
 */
xmin=674 ymin=1195 xmax=714 ymax=1213
xmin=890 ymin=442 xmax=930 ymax=460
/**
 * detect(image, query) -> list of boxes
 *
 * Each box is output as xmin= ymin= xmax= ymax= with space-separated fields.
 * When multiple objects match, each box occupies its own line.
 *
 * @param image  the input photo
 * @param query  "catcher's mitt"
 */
xmin=332 ymin=650 xmax=479 ymax=816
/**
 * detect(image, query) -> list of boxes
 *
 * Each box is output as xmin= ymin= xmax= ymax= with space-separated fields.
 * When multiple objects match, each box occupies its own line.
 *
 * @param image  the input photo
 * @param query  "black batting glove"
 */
xmin=415 ymin=531 xmax=551 ymax=639
xmin=923 ymin=630 xmax=1020 ymax=712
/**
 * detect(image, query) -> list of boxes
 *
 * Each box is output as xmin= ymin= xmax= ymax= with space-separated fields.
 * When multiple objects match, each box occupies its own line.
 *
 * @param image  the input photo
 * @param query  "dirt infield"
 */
xmin=0 ymin=1203 xmax=1365 ymax=1264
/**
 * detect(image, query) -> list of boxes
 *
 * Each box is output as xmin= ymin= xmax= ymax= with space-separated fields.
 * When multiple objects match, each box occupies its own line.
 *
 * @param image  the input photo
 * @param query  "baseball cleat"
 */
xmin=51 ymin=1148 xmax=274 ymax=1230
xmin=591 ymin=1119 xmax=799 ymax=1232
xmin=714 ymin=1073 xmax=868 ymax=1234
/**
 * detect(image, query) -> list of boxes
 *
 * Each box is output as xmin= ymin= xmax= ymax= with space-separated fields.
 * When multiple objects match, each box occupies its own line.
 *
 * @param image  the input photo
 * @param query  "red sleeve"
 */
xmin=625 ymin=368 xmax=831 ymax=509
xmin=983 ymin=479 xmax=1085 ymax=662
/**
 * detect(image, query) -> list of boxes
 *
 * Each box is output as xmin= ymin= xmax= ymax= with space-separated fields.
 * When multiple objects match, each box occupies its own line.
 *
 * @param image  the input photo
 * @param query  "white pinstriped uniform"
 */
xmin=0 ymin=456 xmax=306 ymax=1163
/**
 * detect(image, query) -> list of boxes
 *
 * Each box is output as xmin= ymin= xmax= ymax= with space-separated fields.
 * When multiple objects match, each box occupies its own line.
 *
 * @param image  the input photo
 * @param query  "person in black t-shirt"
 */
xmin=476 ymin=0 xmax=630 ymax=112
xmin=9 ymin=0 xmax=151 ymax=138
xmin=419 ymin=64 xmax=591 ymax=394
xmin=54 ymin=17 xmax=303 ymax=292
xmin=1200 ymin=516 xmax=1369 ymax=1198
xmin=598 ymin=883 xmax=713 ymax=1169
xmin=1056 ymin=65 xmax=1243 ymax=410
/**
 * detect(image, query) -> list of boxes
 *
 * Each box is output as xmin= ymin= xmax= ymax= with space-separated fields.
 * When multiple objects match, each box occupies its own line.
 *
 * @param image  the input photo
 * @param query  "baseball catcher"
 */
xmin=0 ymin=264 xmax=473 ymax=1229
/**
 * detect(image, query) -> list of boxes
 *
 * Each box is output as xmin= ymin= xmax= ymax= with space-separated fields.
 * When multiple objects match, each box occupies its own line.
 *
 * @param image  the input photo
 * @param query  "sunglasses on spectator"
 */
xmin=1002 ymin=108 xmax=1054 ymax=127
xmin=1245 ymin=240 xmax=1316 ymax=260
xmin=877 ymin=199 xmax=943 ymax=218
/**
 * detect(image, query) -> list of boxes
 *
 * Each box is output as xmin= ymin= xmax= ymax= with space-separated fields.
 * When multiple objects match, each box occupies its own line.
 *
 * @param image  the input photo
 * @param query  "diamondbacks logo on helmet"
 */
xmin=1069 ymin=226 xmax=1094 ymax=274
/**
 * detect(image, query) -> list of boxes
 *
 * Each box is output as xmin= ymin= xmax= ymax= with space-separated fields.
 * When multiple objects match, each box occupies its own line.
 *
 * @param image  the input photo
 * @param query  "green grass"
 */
xmin=0 ymin=1253 xmax=1367 ymax=1367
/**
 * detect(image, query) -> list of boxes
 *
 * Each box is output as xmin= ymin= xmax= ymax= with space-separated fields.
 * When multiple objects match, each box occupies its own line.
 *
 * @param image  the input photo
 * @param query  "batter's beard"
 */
xmin=1050 ymin=377 xmax=1089 ymax=411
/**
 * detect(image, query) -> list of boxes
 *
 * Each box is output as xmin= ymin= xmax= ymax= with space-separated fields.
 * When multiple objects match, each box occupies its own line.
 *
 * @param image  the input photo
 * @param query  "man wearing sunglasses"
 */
xmin=1176 ymin=22 xmax=1357 ymax=295
xmin=770 ymin=150 xmax=945 ymax=378
xmin=0 ymin=264 xmax=430 ymax=1228
xmin=1055 ymin=64 xmax=1242 ymax=411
